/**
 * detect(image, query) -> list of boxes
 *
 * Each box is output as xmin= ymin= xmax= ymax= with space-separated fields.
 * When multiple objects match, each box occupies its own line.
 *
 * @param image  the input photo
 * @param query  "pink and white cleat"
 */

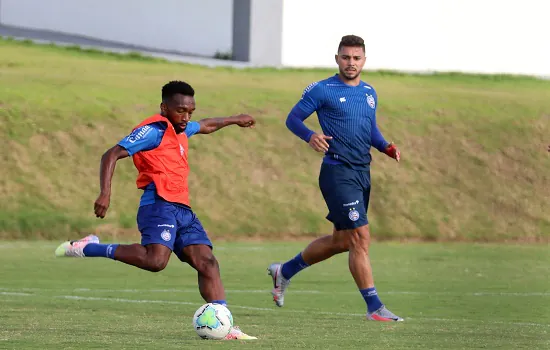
xmin=367 ymin=305 xmax=404 ymax=322
xmin=267 ymin=263 xmax=290 ymax=307
xmin=224 ymin=326 xmax=257 ymax=340
xmin=54 ymin=234 xmax=99 ymax=257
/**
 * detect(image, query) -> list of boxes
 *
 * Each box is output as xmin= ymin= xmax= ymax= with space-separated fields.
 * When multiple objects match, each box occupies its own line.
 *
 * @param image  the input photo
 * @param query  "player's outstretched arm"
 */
xmin=197 ymin=114 xmax=255 ymax=134
xmin=94 ymin=145 xmax=129 ymax=218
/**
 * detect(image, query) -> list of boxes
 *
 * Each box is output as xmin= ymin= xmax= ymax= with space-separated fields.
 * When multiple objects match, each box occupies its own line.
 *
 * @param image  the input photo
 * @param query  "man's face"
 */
xmin=335 ymin=46 xmax=366 ymax=81
xmin=160 ymin=94 xmax=196 ymax=133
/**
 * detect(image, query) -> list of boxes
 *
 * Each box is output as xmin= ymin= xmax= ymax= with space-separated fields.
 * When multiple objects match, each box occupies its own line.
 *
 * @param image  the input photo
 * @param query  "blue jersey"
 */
xmin=118 ymin=121 xmax=200 ymax=206
xmin=287 ymin=74 xmax=389 ymax=170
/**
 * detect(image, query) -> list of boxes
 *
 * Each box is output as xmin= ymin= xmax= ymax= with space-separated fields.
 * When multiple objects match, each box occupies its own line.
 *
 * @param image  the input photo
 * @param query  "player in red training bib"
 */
xmin=55 ymin=80 xmax=257 ymax=340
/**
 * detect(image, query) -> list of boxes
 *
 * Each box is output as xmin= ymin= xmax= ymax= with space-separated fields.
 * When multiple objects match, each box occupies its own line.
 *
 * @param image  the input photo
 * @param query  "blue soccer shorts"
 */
xmin=318 ymin=162 xmax=371 ymax=231
xmin=137 ymin=199 xmax=212 ymax=261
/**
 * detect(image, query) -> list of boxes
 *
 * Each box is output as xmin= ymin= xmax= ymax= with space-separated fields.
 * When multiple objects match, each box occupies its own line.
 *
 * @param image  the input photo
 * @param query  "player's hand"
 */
xmin=309 ymin=133 xmax=333 ymax=153
xmin=232 ymin=114 xmax=256 ymax=128
xmin=94 ymin=193 xmax=111 ymax=219
xmin=384 ymin=142 xmax=400 ymax=162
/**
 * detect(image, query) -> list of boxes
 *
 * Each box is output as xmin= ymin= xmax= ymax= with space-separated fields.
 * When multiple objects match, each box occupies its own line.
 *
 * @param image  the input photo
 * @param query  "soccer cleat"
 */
xmin=54 ymin=234 xmax=100 ymax=258
xmin=224 ymin=326 xmax=257 ymax=340
xmin=267 ymin=263 xmax=290 ymax=307
xmin=367 ymin=305 xmax=404 ymax=322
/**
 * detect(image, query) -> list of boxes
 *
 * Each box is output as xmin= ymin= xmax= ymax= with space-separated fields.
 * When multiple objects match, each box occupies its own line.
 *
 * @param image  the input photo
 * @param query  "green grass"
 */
xmin=1 ymin=38 xmax=550 ymax=241
xmin=0 ymin=241 xmax=549 ymax=349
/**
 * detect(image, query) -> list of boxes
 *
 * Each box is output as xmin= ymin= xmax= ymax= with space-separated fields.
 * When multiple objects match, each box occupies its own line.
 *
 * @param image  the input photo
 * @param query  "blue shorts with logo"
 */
xmin=137 ymin=199 xmax=212 ymax=262
xmin=318 ymin=163 xmax=371 ymax=231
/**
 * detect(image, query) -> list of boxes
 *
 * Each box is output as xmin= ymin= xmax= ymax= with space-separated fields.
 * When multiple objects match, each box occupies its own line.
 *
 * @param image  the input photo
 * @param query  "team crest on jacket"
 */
xmin=179 ymin=144 xmax=185 ymax=156
xmin=366 ymin=94 xmax=376 ymax=109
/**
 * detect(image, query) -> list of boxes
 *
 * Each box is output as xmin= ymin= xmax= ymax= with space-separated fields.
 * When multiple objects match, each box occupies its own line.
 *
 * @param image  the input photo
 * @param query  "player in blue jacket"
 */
xmin=268 ymin=35 xmax=403 ymax=322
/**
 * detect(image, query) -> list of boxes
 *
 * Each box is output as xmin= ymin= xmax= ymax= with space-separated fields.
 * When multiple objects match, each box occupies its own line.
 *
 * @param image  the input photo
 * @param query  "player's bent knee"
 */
xmin=199 ymin=255 xmax=219 ymax=276
xmin=146 ymin=256 xmax=169 ymax=272
xmin=188 ymin=252 xmax=219 ymax=276
xmin=349 ymin=226 xmax=371 ymax=250
xmin=199 ymin=255 xmax=219 ymax=274
xmin=331 ymin=233 xmax=351 ymax=253
xmin=142 ymin=244 xmax=171 ymax=272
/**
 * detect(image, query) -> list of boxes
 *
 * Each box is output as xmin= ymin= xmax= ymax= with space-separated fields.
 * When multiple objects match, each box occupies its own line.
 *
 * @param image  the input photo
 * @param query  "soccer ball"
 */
xmin=192 ymin=303 xmax=233 ymax=340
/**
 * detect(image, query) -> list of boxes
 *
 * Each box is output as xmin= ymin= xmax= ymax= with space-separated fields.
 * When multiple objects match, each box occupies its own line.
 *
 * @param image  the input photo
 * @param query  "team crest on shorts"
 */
xmin=161 ymin=229 xmax=172 ymax=241
xmin=348 ymin=209 xmax=360 ymax=222
xmin=366 ymin=94 xmax=375 ymax=109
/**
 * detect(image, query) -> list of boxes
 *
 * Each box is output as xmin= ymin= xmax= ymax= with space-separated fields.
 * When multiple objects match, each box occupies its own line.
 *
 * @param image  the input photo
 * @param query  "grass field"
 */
xmin=0 ymin=241 xmax=549 ymax=349
xmin=1 ymin=38 xmax=550 ymax=241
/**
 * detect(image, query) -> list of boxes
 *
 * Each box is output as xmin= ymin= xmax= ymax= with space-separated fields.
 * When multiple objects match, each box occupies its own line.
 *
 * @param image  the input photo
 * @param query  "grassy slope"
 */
xmin=1 ymin=39 xmax=549 ymax=241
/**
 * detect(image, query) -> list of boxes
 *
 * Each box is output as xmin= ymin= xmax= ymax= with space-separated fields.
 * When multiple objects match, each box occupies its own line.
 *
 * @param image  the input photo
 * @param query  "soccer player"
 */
xmin=267 ymin=35 xmax=404 ymax=322
xmin=55 ymin=81 xmax=257 ymax=339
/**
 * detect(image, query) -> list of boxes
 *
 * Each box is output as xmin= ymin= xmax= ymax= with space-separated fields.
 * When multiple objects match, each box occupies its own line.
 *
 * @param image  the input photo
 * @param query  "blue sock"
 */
xmin=210 ymin=300 xmax=227 ymax=306
xmin=281 ymin=253 xmax=309 ymax=280
xmin=82 ymin=243 xmax=118 ymax=259
xmin=360 ymin=287 xmax=383 ymax=313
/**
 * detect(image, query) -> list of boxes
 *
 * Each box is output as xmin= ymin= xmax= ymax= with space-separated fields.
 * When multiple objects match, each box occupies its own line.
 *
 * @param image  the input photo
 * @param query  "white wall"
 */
xmin=248 ymin=0 xmax=284 ymax=66
xmin=0 ymin=0 xmax=233 ymax=57
xmin=281 ymin=0 xmax=550 ymax=76
xmin=2 ymin=0 xmax=549 ymax=76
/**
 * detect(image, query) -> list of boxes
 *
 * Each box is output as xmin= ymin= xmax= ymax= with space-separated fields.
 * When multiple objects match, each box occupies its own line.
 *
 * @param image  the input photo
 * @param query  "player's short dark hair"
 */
xmin=338 ymin=35 xmax=365 ymax=52
xmin=162 ymin=80 xmax=195 ymax=101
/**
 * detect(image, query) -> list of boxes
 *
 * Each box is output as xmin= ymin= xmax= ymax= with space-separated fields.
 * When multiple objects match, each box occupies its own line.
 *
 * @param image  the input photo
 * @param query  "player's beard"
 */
xmin=340 ymin=68 xmax=360 ymax=81
xmin=174 ymin=122 xmax=187 ymax=134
